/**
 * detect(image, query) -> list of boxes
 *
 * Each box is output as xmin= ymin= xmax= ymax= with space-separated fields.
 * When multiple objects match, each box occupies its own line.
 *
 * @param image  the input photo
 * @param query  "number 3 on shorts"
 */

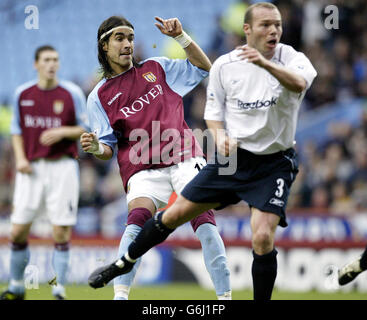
xmin=275 ymin=178 xmax=284 ymax=197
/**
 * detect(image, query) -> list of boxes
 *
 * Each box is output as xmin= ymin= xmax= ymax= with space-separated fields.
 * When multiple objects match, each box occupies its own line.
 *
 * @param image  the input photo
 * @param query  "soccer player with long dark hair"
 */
xmin=80 ymin=16 xmax=231 ymax=300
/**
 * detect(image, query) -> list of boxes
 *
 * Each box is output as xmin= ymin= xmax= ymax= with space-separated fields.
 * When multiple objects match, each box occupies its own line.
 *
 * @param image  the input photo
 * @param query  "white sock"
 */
xmin=218 ymin=291 xmax=232 ymax=300
xmin=114 ymin=284 xmax=130 ymax=300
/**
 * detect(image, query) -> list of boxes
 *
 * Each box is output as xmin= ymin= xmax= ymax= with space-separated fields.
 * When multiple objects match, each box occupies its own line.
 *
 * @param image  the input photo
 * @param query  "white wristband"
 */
xmin=91 ymin=142 xmax=104 ymax=155
xmin=174 ymin=31 xmax=192 ymax=49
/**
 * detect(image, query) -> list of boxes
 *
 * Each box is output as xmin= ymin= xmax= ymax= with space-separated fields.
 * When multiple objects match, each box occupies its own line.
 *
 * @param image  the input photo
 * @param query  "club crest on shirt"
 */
xmin=53 ymin=100 xmax=64 ymax=114
xmin=142 ymin=72 xmax=157 ymax=83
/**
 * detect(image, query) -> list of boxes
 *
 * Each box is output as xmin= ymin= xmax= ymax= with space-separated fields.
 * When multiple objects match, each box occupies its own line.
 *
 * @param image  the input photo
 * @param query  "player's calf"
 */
xmin=88 ymin=212 xmax=175 ymax=289
xmin=127 ymin=211 xmax=175 ymax=260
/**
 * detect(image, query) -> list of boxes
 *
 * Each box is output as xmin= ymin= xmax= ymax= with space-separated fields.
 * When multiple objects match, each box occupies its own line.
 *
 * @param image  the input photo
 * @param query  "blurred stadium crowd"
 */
xmin=1 ymin=0 xmax=367 ymax=234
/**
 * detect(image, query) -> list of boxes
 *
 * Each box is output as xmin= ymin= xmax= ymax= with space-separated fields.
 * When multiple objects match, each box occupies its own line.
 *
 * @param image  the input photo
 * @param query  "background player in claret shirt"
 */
xmin=80 ymin=16 xmax=231 ymax=300
xmin=0 ymin=45 xmax=88 ymax=300
xmin=88 ymin=3 xmax=317 ymax=301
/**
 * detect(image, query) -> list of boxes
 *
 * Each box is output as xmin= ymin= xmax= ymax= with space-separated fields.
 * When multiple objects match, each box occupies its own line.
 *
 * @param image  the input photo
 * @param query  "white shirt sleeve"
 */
xmin=287 ymin=52 xmax=317 ymax=90
xmin=204 ymin=58 xmax=226 ymax=121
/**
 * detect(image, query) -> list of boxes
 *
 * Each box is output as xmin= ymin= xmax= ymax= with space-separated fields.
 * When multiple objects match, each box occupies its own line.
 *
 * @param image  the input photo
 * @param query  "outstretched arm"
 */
xmin=154 ymin=16 xmax=211 ymax=71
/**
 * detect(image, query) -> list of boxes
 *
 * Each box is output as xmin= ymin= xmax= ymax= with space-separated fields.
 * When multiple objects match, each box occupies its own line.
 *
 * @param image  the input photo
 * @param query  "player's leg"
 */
xmin=127 ymin=196 xmax=219 ymax=262
xmin=234 ymin=148 xmax=298 ymax=300
xmin=88 ymin=160 xmax=228 ymax=289
xmin=113 ymin=197 xmax=155 ymax=300
xmin=338 ymin=245 xmax=367 ymax=285
xmin=250 ymin=208 xmax=280 ymax=301
xmin=113 ymin=168 xmax=171 ymax=299
xmin=51 ymin=225 xmax=72 ymax=299
xmin=88 ymin=195 xmax=219 ymax=288
xmin=172 ymin=157 xmax=231 ymax=300
xmin=192 ymin=216 xmax=231 ymax=300
xmin=0 ymin=223 xmax=32 ymax=300
xmin=46 ymin=158 xmax=79 ymax=300
xmin=1 ymin=167 xmax=41 ymax=300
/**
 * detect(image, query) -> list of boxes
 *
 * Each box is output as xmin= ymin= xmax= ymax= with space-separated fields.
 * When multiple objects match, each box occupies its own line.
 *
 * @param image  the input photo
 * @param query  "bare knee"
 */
xmin=252 ymin=229 xmax=274 ymax=255
xmin=162 ymin=196 xmax=195 ymax=228
xmin=162 ymin=202 xmax=187 ymax=229
xmin=53 ymin=226 xmax=72 ymax=243
xmin=162 ymin=196 xmax=218 ymax=229
xmin=10 ymin=232 xmax=27 ymax=244
xmin=250 ymin=209 xmax=279 ymax=255
xmin=10 ymin=224 xmax=31 ymax=244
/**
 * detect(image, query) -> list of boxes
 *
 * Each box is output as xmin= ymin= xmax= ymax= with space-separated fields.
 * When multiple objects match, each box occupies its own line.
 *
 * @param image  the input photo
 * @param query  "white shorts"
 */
xmin=126 ymin=157 xmax=207 ymax=209
xmin=11 ymin=157 xmax=80 ymax=226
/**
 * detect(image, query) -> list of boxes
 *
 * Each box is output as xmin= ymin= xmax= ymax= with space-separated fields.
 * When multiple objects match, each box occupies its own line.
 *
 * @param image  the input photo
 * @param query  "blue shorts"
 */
xmin=181 ymin=148 xmax=299 ymax=227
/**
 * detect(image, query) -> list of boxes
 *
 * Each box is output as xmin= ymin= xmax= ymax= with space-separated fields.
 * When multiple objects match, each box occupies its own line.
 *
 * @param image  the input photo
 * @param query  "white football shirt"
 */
xmin=204 ymin=43 xmax=317 ymax=154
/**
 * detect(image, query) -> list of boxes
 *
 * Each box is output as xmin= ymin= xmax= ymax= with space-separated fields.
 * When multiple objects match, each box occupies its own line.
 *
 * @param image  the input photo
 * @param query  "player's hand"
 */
xmin=80 ymin=132 xmax=100 ymax=153
xmin=39 ymin=127 xmax=65 ymax=146
xmin=236 ymin=45 xmax=268 ymax=68
xmin=16 ymin=158 xmax=32 ymax=174
xmin=216 ymin=134 xmax=238 ymax=157
xmin=154 ymin=16 xmax=183 ymax=38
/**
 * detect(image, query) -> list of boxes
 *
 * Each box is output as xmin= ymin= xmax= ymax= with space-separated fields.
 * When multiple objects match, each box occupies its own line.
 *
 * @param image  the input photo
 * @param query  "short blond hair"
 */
xmin=244 ymin=2 xmax=279 ymax=25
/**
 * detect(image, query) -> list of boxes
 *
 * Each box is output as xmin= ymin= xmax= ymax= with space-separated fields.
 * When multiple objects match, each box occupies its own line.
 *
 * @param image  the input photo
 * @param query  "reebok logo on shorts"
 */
xmin=269 ymin=198 xmax=284 ymax=207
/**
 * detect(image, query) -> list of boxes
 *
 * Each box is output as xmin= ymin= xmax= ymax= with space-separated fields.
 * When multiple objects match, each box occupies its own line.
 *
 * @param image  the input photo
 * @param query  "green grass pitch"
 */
xmin=1 ymin=283 xmax=366 ymax=300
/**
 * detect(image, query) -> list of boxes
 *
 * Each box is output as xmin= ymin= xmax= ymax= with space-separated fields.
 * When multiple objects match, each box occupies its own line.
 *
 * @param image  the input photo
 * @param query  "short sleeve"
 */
xmin=204 ymin=58 xmax=225 ymax=121
xmin=287 ymin=52 xmax=317 ymax=90
xmin=87 ymin=92 xmax=117 ymax=149
xmin=146 ymin=57 xmax=208 ymax=97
